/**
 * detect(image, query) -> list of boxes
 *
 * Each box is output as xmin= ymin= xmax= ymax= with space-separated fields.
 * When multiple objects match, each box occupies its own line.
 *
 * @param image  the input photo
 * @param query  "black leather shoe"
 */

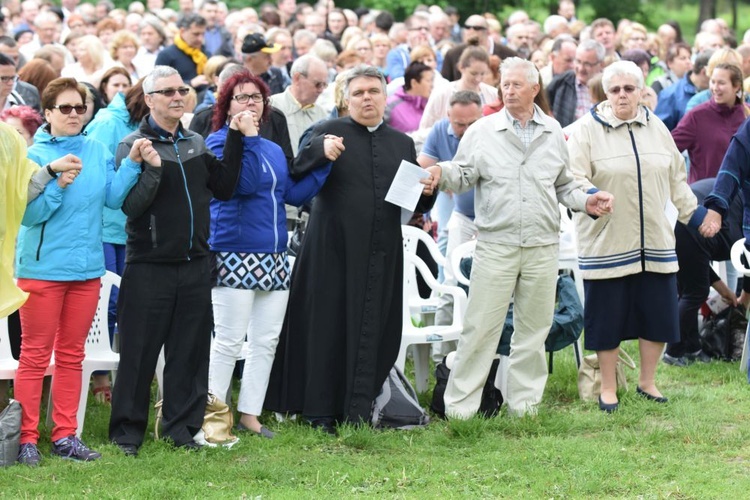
xmin=308 ymin=417 xmax=337 ymax=436
xmin=636 ymin=386 xmax=668 ymax=403
xmin=115 ymin=443 xmax=139 ymax=457
xmin=598 ymin=395 xmax=619 ymax=413
xmin=685 ymin=350 xmax=712 ymax=363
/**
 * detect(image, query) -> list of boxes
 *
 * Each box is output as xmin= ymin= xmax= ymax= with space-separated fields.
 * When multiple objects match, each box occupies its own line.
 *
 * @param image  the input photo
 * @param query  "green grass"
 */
xmin=3 ymin=344 xmax=750 ymax=498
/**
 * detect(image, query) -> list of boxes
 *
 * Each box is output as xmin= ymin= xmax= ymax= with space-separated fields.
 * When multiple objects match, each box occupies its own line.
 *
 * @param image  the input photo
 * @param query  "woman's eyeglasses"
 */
xmin=232 ymin=93 xmax=264 ymax=104
xmin=148 ymin=87 xmax=191 ymax=97
xmin=608 ymin=85 xmax=637 ymax=94
xmin=50 ymin=104 xmax=88 ymax=115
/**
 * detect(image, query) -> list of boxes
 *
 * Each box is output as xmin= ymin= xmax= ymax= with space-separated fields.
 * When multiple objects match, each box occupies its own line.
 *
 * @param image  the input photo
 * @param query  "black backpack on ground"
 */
xmin=700 ymin=306 xmax=747 ymax=361
xmin=371 ymin=366 xmax=430 ymax=429
xmin=431 ymin=356 xmax=503 ymax=418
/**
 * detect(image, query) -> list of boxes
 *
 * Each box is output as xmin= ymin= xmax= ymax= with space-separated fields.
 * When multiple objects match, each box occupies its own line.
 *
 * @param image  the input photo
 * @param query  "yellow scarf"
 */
xmin=0 ymin=123 xmax=39 ymax=318
xmin=174 ymin=34 xmax=207 ymax=76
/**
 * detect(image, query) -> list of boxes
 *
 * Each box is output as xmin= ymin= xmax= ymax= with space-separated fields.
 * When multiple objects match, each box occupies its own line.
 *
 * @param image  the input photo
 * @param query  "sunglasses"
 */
xmin=464 ymin=25 xmax=487 ymax=31
xmin=148 ymin=87 xmax=191 ymax=97
xmin=608 ymin=85 xmax=637 ymax=94
xmin=51 ymin=104 xmax=87 ymax=115
xmin=232 ymin=93 xmax=264 ymax=104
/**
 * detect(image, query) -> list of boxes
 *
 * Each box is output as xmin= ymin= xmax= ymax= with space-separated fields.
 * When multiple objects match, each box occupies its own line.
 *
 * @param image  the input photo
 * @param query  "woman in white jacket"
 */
xmin=567 ymin=61 xmax=710 ymax=413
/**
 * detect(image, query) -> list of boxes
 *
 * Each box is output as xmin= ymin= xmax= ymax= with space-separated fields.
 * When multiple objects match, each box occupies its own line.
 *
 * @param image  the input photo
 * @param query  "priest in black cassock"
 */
xmin=265 ymin=65 xmax=437 ymax=433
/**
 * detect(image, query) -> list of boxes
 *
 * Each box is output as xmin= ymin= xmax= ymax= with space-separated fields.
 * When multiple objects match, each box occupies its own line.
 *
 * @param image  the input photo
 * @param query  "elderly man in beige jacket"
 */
xmin=424 ymin=57 xmax=614 ymax=418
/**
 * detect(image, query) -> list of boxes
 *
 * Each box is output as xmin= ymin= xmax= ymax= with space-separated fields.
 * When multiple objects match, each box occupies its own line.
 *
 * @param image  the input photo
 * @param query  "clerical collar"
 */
xmin=367 ymin=120 xmax=384 ymax=132
xmin=148 ymin=115 xmax=182 ymax=141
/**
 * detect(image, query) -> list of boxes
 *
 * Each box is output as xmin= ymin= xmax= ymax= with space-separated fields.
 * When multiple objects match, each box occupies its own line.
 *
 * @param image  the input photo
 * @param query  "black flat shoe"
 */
xmin=598 ymin=395 xmax=619 ymax=413
xmin=636 ymin=386 xmax=668 ymax=403
xmin=115 ymin=443 xmax=139 ymax=457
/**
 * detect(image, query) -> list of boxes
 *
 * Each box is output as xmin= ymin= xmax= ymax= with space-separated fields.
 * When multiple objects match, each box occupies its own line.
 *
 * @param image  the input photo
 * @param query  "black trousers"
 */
xmin=667 ymin=224 xmax=719 ymax=358
xmin=109 ymin=258 xmax=212 ymax=447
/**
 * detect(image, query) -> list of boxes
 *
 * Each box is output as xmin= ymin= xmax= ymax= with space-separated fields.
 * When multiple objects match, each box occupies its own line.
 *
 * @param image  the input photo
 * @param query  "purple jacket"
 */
xmin=672 ymin=98 xmax=748 ymax=183
xmin=385 ymin=87 xmax=427 ymax=134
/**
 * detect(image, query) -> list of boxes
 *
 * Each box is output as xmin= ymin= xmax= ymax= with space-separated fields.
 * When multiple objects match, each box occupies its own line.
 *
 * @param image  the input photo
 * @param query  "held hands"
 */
xmin=49 ymin=154 xmax=82 ymax=174
xmin=421 ymin=165 xmax=442 ymax=196
xmin=129 ymin=138 xmax=161 ymax=167
xmin=323 ymin=134 xmax=345 ymax=161
xmin=56 ymin=169 xmax=77 ymax=189
xmin=699 ymin=209 xmax=721 ymax=238
xmin=585 ymin=191 xmax=614 ymax=217
xmin=230 ymin=110 xmax=259 ymax=137
xmin=50 ymin=153 xmax=82 ymax=189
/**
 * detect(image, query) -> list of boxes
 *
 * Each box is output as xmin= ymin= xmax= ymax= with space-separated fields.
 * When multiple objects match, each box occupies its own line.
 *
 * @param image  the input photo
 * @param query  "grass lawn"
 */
xmin=2 ymin=343 xmax=750 ymax=498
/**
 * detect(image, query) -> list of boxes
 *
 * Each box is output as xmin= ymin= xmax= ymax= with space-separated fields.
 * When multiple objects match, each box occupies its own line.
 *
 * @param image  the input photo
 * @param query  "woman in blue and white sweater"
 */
xmin=206 ymin=70 xmax=338 ymax=438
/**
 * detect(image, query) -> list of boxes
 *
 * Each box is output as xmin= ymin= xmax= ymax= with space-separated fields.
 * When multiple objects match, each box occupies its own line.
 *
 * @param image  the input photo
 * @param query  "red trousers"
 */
xmin=15 ymin=278 xmax=99 ymax=444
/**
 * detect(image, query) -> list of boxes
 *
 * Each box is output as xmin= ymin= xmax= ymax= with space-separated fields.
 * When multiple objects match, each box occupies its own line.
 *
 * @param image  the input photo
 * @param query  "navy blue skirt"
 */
xmin=583 ymin=272 xmax=679 ymax=351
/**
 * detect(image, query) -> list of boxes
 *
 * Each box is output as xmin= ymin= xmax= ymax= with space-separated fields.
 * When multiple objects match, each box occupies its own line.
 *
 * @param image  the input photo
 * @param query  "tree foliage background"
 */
xmin=156 ymin=0 xmax=744 ymax=40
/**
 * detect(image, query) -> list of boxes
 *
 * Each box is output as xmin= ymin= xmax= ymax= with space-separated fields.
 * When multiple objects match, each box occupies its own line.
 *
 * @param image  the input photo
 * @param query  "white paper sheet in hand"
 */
xmin=385 ymin=159 xmax=430 ymax=211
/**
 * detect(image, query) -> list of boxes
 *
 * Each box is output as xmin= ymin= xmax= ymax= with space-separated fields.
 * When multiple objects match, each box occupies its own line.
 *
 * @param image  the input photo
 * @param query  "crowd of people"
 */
xmin=1 ymin=0 xmax=750 ymax=467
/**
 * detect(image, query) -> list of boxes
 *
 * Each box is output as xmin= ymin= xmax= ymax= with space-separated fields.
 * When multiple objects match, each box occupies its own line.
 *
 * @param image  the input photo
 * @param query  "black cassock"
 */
xmin=265 ymin=116 xmax=435 ymax=423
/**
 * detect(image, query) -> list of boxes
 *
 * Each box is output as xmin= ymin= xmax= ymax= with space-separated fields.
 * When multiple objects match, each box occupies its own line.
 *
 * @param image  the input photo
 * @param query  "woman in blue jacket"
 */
xmin=14 ymin=78 xmax=148 ymax=465
xmin=206 ymin=71 xmax=337 ymax=438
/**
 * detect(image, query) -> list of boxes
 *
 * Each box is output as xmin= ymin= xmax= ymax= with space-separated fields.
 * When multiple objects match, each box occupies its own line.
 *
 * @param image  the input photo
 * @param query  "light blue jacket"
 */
xmin=16 ymin=126 xmax=141 ymax=281
xmin=85 ymin=92 xmax=138 ymax=245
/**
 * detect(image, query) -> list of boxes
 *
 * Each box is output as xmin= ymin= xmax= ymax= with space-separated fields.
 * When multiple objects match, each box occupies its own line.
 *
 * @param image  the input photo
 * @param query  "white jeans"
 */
xmin=208 ymin=286 xmax=289 ymax=416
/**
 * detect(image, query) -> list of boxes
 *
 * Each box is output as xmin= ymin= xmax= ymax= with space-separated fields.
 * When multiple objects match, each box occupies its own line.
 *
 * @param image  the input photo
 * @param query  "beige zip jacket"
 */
xmin=567 ymin=102 xmax=704 ymax=280
xmin=437 ymin=105 xmax=589 ymax=247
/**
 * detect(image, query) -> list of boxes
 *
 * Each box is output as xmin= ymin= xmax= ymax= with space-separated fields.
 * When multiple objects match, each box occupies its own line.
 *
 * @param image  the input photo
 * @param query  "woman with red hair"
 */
xmin=205 ymin=70 xmax=336 ymax=438
xmin=0 ymin=105 xmax=43 ymax=146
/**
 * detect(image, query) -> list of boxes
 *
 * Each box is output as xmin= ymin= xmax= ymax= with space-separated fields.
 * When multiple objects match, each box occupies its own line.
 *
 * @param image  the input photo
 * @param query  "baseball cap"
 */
xmin=241 ymin=33 xmax=281 ymax=55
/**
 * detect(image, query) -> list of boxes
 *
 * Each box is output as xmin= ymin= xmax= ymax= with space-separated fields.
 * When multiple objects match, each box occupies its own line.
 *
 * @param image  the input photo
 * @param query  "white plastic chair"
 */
xmin=68 ymin=271 xmax=120 ymax=436
xmin=558 ymin=204 xmax=584 ymax=305
xmin=730 ymin=238 xmax=750 ymax=375
xmin=402 ymin=225 xmax=446 ymax=324
xmin=1 ymin=315 xmax=55 ymax=405
xmin=396 ymin=251 xmax=467 ymax=393
xmin=0 ymin=316 xmax=19 ymax=381
xmin=449 ymin=239 xmax=477 ymax=287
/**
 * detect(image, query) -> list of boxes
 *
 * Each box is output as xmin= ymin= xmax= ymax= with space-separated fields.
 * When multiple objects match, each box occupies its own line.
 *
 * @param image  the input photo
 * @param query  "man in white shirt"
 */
xmin=269 ymin=54 xmax=329 ymax=155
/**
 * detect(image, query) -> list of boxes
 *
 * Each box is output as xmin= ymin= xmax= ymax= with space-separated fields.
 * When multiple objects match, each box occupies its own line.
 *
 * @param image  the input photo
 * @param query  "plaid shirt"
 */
xmin=507 ymin=107 xmax=545 ymax=149
xmin=575 ymin=81 xmax=592 ymax=120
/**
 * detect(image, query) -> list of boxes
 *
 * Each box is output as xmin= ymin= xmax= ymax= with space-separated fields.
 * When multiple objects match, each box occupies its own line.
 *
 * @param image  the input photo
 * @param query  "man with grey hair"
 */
xmin=425 ymin=58 xmax=613 ymax=418
xmin=506 ymin=23 xmax=531 ymax=59
xmin=547 ymin=39 xmax=605 ymax=127
xmin=540 ymin=35 xmax=577 ymax=86
xmin=109 ymin=66 xmax=255 ymax=455
xmin=19 ymin=10 xmax=66 ymax=62
xmin=266 ymin=65 xmax=435 ymax=434
xmin=270 ymin=53 xmax=329 ymax=155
